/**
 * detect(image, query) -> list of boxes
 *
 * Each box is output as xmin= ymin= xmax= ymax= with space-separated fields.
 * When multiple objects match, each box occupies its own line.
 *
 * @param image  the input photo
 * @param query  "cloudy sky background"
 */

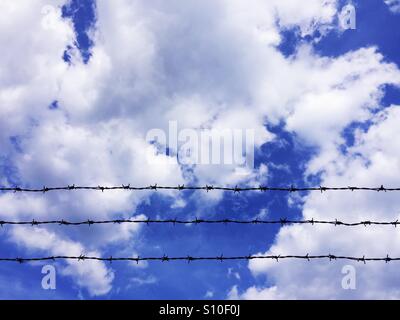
xmin=0 ymin=0 xmax=400 ymax=299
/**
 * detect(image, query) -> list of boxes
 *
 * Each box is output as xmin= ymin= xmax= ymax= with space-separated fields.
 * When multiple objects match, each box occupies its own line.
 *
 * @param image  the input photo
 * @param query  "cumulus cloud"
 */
xmin=10 ymin=226 xmax=114 ymax=296
xmin=234 ymin=106 xmax=400 ymax=299
xmin=384 ymin=0 xmax=400 ymax=13
xmin=0 ymin=0 xmax=74 ymax=148
xmin=0 ymin=0 xmax=183 ymax=295
xmin=2 ymin=0 xmax=399 ymax=298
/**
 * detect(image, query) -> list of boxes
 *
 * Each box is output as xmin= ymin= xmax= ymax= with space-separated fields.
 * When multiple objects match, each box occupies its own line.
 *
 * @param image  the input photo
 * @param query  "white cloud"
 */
xmin=10 ymin=226 xmax=114 ymax=296
xmin=129 ymin=275 xmax=157 ymax=286
xmin=384 ymin=0 xmax=400 ymax=13
xmin=237 ymin=106 xmax=400 ymax=299
xmin=228 ymin=268 xmax=241 ymax=280
xmin=253 ymin=208 xmax=269 ymax=220
xmin=0 ymin=0 xmax=74 ymax=149
xmin=227 ymin=285 xmax=239 ymax=300
xmin=2 ymin=0 xmax=400 ymax=298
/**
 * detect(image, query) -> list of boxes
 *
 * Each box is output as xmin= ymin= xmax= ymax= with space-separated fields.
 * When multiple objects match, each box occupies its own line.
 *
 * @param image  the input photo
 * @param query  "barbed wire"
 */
xmin=2 ymin=184 xmax=399 ymax=268
xmin=1 ymin=217 xmax=400 ymax=227
xmin=1 ymin=254 xmax=398 ymax=264
xmin=0 ymin=184 xmax=398 ymax=193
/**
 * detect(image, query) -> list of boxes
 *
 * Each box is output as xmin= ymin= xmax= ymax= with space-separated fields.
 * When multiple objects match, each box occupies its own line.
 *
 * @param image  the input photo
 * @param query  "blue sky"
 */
xmin=0 ymin=0 xmax=400 ymax=299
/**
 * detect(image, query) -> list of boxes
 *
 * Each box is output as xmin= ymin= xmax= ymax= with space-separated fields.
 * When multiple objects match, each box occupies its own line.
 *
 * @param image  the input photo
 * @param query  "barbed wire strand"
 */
xmin=0 ymin=184 xmax=398 ymax=193
xmin=1 ymin=217 xmax=400 ymax=227
xmin=1 ymin=254 xmax=398 ymax=264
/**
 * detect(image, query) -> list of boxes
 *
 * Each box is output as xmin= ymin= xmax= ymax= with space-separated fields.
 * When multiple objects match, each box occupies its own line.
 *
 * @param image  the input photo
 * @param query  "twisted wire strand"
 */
xmin=1 ymin=254 xmax=397 ymax=264
xmin=0 ymin=184 xmax=397 ymax=193
xmin=1 ymin=217 xmax=400 ymax=227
